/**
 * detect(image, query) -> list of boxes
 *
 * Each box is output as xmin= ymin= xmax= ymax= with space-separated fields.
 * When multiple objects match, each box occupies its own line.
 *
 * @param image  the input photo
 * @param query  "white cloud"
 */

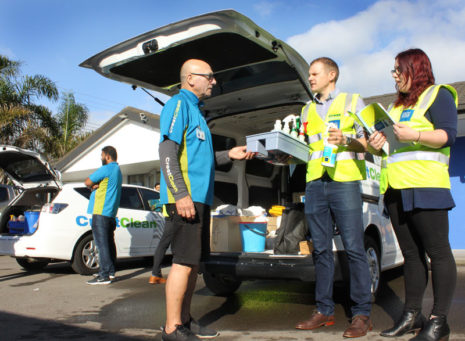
xmin=286 ymin=0 xmax=465 ymax=97
xmin=254 ymin=1 xmax=279 ymax=17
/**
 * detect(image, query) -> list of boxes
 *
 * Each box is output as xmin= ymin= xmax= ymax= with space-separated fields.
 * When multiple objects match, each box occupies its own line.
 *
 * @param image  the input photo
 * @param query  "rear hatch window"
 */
xmin=0 ymin=154 xmax=55 ymax=183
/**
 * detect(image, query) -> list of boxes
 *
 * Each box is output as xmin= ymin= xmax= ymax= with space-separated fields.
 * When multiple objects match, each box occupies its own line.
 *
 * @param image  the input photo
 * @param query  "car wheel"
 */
xmin=16 ymin=257 xmax=50 ymax=271
xmin=365 ymin=235 xmax=381 ymax=300
xmin=71 ymin=234 xmax=99 ymax=275
xmin=203 ymin=272 xmax=242 ymax=296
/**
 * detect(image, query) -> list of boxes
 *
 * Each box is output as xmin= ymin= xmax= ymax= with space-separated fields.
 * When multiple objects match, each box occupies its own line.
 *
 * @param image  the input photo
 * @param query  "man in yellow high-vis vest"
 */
xmin=294 ymin=57 xmax=372 ymax=338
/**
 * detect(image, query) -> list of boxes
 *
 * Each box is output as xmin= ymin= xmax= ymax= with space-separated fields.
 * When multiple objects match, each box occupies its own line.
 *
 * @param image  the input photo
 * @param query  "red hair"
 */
xmin=394 ymin=48 xmax=435 ymax=108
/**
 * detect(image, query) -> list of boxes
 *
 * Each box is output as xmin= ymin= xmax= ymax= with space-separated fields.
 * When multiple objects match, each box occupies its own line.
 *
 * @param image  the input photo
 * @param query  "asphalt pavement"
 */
xmin=1 ymin=255 xmax=465 ymax=341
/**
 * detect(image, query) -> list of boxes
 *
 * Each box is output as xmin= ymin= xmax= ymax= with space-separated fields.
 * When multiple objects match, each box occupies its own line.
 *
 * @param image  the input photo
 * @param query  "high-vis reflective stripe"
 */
xmin=379 ymin=84 xmax=457 ymax=193
xmin=308 ymin=133 xmax=322 ymax=144
xmin=307 ymin=132 xmax=355 ymax=144
xmin=309 ymin=150 xmax=323 ymax=160
xmin=382 ymin=151 xmax=450 ymax=168
xmin=418 ymin=86 xmax=436 ymax=110
xmin=303 ymin=92 xmax=366 ymax=182
xmin=311 ymin=151 xmax=365 ymax=162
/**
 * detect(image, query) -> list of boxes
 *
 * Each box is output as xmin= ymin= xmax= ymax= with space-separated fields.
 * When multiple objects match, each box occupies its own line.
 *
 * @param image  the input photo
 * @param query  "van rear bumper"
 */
xmin=202 ymin=251 xmax=346 ymax=282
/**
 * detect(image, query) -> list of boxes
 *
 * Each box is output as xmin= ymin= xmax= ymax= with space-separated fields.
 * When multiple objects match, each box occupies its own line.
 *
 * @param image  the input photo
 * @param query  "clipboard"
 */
xmin=349 ymin=103 xmax=411 ymax=155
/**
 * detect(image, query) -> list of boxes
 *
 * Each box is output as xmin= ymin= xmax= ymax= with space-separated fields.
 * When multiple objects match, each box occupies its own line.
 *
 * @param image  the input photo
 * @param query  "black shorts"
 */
xmin=164 ymin=202 xmax=211 ymax=266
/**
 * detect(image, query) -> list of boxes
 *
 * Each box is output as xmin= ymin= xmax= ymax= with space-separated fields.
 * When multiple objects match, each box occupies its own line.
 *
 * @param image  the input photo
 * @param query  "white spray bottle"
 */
xmin=321 ymin=122 xmax=338 ymax=167
xmin=282 ymin=114 xmax=297 ymax=135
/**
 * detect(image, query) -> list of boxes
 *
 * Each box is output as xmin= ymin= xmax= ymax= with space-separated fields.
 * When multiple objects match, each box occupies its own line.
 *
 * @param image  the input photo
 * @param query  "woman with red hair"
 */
xmin=368 ymin=48 xmax=457 ymax=341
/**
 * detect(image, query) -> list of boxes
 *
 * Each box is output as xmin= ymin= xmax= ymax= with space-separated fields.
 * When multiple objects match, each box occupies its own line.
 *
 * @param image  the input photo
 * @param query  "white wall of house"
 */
xmin=62 ymin=119 xmax=161 ymax=186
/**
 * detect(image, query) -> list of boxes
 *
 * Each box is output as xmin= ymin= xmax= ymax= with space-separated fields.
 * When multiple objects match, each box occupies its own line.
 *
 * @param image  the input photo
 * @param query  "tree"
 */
xmin=0 ymin=55 xmax=59 ymax=153
xmin=53 ymin=92 xmax=90 ymax=158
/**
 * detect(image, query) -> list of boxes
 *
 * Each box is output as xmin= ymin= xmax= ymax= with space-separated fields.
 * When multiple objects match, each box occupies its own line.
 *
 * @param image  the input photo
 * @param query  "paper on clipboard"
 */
xmin=349 ymin=103 xmax=411 ymax=155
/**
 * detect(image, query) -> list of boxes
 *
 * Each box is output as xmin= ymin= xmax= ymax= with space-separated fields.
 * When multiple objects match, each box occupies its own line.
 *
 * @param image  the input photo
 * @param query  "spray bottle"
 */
xmin=282 ymin=114 xmax=297 ymax=135
xmin=273 ymin=119 xmax=282 ymax=132
xmin=321 ymin=122 xmax=338 ymax=167
xmin=290 ymin=116 xmax=299 ymax=139
xmin=299 ymin=122 xmax=307 ymax=143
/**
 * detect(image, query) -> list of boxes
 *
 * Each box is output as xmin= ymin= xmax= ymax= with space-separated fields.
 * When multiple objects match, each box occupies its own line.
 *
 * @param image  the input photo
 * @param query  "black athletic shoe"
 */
xmin=93 ymin=273 xmax=116 ymax=281
xmin=162 ymin=324 xmax=200 ymax=341
xmin=184 ymin=317 xmax=219 ymax=339
xmin=86 ymin=276 xmax=111 ymax=285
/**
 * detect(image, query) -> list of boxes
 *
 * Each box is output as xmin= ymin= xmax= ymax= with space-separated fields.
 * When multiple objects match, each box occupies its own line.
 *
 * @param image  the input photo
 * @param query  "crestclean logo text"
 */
xmin=165 ymin=157 xmax=178 ymax=192
xmin=76 ymin=216 xmax=157 ymax=228
xmin=169 ymin=100 xmax=181 ymax=133
xmin=366 ymin=166 xmax=380 ymax=181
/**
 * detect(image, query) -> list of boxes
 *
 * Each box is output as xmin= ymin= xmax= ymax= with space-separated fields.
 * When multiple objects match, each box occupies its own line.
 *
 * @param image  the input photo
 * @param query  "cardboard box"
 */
xmin=292 ymin=192 xmax=305 ymax=203
xmin=266 ymin=216 xmax=279 ymax=232
xmin=299 ymin=240 xmax=313 ymax=255
xmin=210 ymin=216 xmax=242 ymax=252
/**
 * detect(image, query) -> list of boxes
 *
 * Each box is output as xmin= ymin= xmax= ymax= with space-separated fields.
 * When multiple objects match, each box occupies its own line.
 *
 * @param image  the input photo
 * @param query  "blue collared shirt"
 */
xmin=307 ymin=88 xmax=365 ymax=138
xmin=87 ymin=162 xmax=122 ymax=218
xmin=159 ymin=89 xmax=215 ymax=206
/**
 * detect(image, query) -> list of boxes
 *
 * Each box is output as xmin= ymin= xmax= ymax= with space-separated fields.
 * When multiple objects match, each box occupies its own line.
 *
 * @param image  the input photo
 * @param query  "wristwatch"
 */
xmin=344 ymin=136 xmax=353 ymax=146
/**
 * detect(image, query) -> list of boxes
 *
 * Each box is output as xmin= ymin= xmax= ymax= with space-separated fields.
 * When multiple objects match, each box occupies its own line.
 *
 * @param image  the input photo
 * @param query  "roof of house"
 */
xmin=55 ymin=106 xmax=160 ymax=170
xmin=365 ymin=81 xmax=465 ymax=113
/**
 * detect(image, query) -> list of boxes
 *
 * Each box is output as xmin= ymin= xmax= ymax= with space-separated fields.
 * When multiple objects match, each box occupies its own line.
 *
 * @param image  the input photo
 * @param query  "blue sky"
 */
xmin=1 ymin=0 xmax=465 ymax=129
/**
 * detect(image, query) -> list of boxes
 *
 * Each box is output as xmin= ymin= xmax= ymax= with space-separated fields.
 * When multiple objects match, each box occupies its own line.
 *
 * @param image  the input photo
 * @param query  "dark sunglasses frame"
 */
xmin=190 ymin=72 xmax=215 ymax=81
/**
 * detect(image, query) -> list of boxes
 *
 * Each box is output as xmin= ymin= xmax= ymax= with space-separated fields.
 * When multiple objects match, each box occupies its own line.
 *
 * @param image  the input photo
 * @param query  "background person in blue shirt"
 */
xmin=84 ymin=146 xmax=122 ymax=285
xmin=159 ymin=59 xmax=253 ymax=341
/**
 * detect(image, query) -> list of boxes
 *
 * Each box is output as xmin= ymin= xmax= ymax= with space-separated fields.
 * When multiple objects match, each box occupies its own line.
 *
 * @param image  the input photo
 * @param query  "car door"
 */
xmin=116 ymin=186 xmax=154 ymax=256
xmin=138 ymin=188 xmax=167 ymax=251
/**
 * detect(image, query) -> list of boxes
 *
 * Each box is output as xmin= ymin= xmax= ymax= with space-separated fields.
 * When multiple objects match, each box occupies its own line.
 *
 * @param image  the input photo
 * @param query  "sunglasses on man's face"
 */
xmin=191 ymin=72 xmax=215 ymax=82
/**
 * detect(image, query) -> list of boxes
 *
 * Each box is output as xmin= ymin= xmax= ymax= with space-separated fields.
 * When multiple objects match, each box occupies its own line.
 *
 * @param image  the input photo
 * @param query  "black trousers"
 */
xmin=384 ymin=188 xmax=457 ymax=317
xmin=152 ymin=222 xmax=174 ymax=276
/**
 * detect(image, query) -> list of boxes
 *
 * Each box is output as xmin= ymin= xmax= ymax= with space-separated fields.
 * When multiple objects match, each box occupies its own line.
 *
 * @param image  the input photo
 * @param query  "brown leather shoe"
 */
xmin=343 ymin=315 xmax=373 ymax=338
xmin=148 ymin=275 xmax=167 ymax=284
xmin=295 ymin=311 xmax=335 ymax=330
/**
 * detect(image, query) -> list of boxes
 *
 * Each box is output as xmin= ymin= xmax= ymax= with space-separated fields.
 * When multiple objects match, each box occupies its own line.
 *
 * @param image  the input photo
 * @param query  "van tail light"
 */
xmin=41 ymin=203 xmax=69 ymax=214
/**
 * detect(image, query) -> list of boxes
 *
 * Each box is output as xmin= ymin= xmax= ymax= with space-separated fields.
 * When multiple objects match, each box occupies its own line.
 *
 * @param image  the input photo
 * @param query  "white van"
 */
xmin=81 ymin=10 xmax=403 ymax=296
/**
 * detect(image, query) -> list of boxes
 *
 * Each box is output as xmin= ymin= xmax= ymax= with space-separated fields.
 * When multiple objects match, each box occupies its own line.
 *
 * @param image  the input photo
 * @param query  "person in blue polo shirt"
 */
xmin=159 ymin=59 xmax=254 ymax=341
xmin=85 ymin=146 xmax=122 ymax=285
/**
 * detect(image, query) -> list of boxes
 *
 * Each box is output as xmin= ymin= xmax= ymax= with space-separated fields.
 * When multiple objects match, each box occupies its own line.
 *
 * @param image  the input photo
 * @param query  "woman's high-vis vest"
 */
xmin=303 ymin=93 xmax=366 ymax=182
xmin=379 ymin=84 xmax=458 ymax=194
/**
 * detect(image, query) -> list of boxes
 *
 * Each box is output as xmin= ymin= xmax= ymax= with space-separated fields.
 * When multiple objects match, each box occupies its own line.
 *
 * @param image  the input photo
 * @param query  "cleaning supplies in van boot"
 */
xmin=269 ymin=205 xmax=285 ymax=216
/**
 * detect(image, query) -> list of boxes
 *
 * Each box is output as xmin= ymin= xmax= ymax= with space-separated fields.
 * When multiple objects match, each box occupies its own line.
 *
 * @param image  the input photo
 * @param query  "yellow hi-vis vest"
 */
xmin=303 ymin=92 xmax=366 ymax=182
xmin=379 ymin=84 xmax=458 ymax=194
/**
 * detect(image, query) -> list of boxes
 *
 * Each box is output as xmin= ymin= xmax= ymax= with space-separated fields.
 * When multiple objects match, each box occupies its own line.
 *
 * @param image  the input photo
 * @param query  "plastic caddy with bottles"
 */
xmin=246 ymin=114 xmax=310 ymax=165
xmin=8 ymin=211 xmax=40 ymax=234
